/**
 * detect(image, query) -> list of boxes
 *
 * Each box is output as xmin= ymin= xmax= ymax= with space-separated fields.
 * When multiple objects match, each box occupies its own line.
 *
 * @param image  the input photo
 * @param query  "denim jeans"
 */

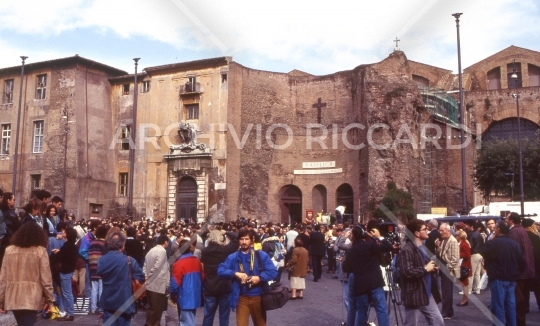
xmin=91 ymin=279 xmax=102 ymax=313
xmin=84 ymin=263 xmax=91 ymax=297
xmin=202 ymin=293 xmax=230 ymax=326
xmin=347 ymin=273 xmax=389 ymax=326
xmin=103 ymin=310 xmax=132 ymax=326
xmin=404 ymin=296 xmax=444 ymax=326
xmin=53 ymin=281 xmax=65 ymax=313
xmin=180 ymin=309 xmax=196 ymax=326
xmin=490 ymin=279 xmax=516 ymax=326
xmin=60 ymin=272 xmax=75 ymax=317
xmin=341 ymin=280 xmax=350 ymax=312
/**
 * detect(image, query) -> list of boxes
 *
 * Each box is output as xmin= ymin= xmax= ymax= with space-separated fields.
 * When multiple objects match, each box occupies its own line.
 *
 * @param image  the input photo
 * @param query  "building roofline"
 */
xmin=408 ymin=59 xmax=452 ymax=73
xmin=464 ymin=45 xmax=540 ymax=71
xmin=108 ymin=72 xmax=148 ymax=82
xmin=143 ymin=56 xmax=231 ymax=74
xmin=0 ymin=55 xmax=127 ymax=76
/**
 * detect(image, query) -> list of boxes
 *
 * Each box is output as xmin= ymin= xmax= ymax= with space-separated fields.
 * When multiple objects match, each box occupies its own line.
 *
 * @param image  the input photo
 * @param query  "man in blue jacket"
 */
xmin=97 ymin=231 xmax=145 ymax=326
xmin=218 ymin=228 xmax=277 ymax=326
xmin=480 ymin=220 xmax=525 ymax=326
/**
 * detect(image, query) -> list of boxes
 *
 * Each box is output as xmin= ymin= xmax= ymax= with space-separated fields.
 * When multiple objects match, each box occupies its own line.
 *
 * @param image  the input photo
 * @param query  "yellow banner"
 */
xmin=431 ymin=207 xmax=447 ymax=215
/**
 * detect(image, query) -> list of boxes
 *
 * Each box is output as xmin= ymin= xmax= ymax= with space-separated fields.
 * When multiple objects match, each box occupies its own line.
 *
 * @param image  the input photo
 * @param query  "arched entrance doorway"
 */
xmin=280 ymin=185 xmax=302 ymax=224
xmin=312 ymin=185 xmax=327 ymax=214
xmin=177 ymin=176 xmax=197 ymax=222
xmin=336 ymin=183 xmax=354 ymax=223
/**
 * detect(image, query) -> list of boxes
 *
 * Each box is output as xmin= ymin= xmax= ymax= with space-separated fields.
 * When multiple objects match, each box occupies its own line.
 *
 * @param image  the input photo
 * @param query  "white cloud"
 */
xmin=0 ymin=0 xmax=538 ymax=74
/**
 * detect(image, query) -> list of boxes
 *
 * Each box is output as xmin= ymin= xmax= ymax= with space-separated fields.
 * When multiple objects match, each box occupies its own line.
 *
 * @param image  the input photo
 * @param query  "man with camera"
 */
xmin=218 ymin=228 xmax=277 ymax=326
xmin=397 ymin=219 xmax=444 ymax=326
xmin=346 ymin=220 xmax=394 ymax=326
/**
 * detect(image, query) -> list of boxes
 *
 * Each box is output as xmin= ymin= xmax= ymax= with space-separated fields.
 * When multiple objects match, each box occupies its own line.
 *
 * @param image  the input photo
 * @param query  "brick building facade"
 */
xmin=0 ymin=46 xmax=538 ymax=222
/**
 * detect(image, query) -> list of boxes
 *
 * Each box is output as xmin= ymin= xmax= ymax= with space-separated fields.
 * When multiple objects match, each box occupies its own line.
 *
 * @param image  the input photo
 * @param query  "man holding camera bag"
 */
xmin=218 ymin=228 xmax=277 ymax=326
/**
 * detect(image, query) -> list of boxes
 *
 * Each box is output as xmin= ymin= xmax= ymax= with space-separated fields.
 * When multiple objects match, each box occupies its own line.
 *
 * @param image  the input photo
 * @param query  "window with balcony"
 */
xmin=1 ymin=124 xmax=11 ymax=155
xmin=33 ymin=120 xmax=44 ymax=153
xmin=36 ymin=74 xmax=47 ymax=99
xmin=119 ymin=173 xmax=128 ymax=196
xmin=186 ymin=104 xmax=199 ymax=120
xmin=4 ymin=79 xmax=14 ymax=104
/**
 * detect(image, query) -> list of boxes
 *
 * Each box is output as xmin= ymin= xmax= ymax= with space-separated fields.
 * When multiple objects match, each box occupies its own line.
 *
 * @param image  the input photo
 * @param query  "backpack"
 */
xmin=273 ymin=241 xmax=284 ymax=262
xmin=252 ymin=251 xmax=289 ymax=311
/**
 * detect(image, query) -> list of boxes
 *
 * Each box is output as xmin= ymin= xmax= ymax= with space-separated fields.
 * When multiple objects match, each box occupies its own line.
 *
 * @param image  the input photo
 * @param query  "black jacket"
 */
xmin=348 ymin=237 xmax=392 ymax=295
xmin=201 ymin=232 xmax=239 ymax=296
xmin=309 ymin=231 xmax=326 ymax=256
xmin=479 ymin=235 xmax=525 ymax=282
xmin=125 ymin=238 xmax=145 ymax=266
xmin=56 ymin=242 xmax=79 ymax=274
xmin=2 ymin=208 xmax=20 ymax=244
xmin=425 ymin=229 xmax=440 ymax=256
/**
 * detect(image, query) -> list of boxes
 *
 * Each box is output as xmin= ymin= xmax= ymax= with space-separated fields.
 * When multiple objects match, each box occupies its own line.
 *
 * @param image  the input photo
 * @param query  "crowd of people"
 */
xmin=0 ymin=188 xmax=539 ymax=326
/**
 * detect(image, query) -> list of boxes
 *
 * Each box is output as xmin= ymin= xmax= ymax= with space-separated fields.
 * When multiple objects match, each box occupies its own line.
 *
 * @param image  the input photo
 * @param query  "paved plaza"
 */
xmin=0 ymin=267 xmax=535 ymax=326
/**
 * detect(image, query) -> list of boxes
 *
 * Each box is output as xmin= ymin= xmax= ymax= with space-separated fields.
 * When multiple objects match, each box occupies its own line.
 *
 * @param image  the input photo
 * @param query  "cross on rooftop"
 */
xmin=312 ymin=97 xmax=327 ymax=124
xmin=394 ymin=37 xmax=400 ymax=51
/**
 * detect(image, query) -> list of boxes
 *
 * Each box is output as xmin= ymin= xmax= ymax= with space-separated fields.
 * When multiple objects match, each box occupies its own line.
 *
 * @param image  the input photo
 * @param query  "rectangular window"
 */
xmin=31 ymin=174 xmax=41 ymax=190
xmin=90 ymin=203 xmax=103 ymax=215
xmin=120 ymin=125 xmax=131 ymax=151
xmin=119 ymin=173 xmax=128 ymax=196
xmin=1 ymin=124 xmax=11 ymax=155
xmin=36 ymin=74 xmax=47 ymax=100
xmin=122 ymin=84 xmax=130 ymax=96
xmin=142 ymin=81 xmax=150 ymax=93
xmin=33 ymin=120 xmax=44 ymax=153
xmin=187 ymin=104 xmax=199 ymax=120
xmin=4 ymin=79 xmax=14 ymax=104
xmin=221 ymin=74 xmax=227 ymax=83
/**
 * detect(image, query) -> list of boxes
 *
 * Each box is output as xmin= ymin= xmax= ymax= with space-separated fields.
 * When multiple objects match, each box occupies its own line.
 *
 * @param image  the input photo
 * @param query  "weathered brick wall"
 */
xmin=362 ymin=52 xmax=431 ymax=218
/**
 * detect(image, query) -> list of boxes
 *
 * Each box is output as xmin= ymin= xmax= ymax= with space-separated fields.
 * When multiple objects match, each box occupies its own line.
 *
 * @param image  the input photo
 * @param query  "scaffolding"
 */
xmin=421 ymin=139 xmax=432 ymax=214
xmin=419 ymin=86 xmax=459 ymax=127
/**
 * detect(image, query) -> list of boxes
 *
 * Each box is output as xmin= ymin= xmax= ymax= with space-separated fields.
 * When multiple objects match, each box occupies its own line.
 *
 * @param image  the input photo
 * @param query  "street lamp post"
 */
xmin=127 ymin=58 xmax=140 ymax=219
xmin=511 ymin=59 xmax=525 ymax=216
xmin=12 ymin=56 xmax=27 ymax=203
xmin=452 ymin=13 xmax=468 ymax=215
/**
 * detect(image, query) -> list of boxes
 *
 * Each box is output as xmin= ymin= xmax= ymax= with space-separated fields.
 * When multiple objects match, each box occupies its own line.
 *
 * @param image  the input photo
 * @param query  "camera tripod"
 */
xmin=364 ymin=262 xmax=404 ymax=326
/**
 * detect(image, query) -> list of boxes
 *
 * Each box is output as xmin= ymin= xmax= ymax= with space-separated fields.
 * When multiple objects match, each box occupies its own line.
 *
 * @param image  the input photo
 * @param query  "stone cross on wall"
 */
xmin=394 ymin=37 xmax=400 ymax=51
xmin=312 ymin=97 xmax=327 ymax=124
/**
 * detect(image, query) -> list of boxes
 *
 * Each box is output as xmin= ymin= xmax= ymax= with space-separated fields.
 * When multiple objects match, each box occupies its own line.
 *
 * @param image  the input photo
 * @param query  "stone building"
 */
xmin=0 ymin=56 xmax=126 ymax=218
xmin=0 ymin=45 xmax=538 ymax=222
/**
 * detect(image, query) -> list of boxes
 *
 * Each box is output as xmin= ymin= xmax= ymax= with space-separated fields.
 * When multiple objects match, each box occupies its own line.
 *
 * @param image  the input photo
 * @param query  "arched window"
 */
xmin=312 ymin=185 xmax=327 ymax=214
xmin=482 ymin=118 xmax=540 ymax=144
xmin=412 ymin=74 xmax=430 ymax=87
xmin=487 ymin=67 xmax=501 ymax=90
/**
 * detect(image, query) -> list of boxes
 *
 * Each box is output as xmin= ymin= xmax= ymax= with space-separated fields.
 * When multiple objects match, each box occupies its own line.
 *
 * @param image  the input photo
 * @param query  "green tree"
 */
xmin=473 ymin=138 xmax=540 ymax=201
xmin=372 ymin=181 xmax=415 ymax=222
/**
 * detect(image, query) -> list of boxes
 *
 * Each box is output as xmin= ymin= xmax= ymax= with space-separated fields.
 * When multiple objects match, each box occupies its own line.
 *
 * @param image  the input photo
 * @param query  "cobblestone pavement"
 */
xmin=165 ymin=269 xmax=540 ymax=326
xmin=32 ymin=269 xmax=540 ymax=326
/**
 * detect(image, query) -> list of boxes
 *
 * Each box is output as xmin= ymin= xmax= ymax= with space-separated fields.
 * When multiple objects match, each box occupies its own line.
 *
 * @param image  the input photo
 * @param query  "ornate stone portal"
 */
xmin=169 ymin=122 xmax=207 ymax=153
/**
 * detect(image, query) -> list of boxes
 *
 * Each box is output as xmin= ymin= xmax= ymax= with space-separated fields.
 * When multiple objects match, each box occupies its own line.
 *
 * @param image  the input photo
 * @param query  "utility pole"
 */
xmin=127 ymin=58 xmax=140 ymax=219
xmin=12 ymin=56 xmax=27 ymax=205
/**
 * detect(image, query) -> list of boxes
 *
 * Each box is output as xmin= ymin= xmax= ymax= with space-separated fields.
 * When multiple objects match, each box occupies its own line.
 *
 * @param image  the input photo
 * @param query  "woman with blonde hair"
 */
xmin=456 ymin=229 xmax=472 ymax=306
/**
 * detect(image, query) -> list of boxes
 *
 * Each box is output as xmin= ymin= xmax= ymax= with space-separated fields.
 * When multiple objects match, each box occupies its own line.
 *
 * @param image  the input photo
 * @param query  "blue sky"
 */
xmin=0 ymin=0 xmax=539 ymax=75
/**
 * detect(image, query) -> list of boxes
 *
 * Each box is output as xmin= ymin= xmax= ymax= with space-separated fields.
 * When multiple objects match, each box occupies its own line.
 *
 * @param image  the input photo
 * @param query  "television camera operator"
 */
xmin=345 ymin=220 xmax=396 ymax=326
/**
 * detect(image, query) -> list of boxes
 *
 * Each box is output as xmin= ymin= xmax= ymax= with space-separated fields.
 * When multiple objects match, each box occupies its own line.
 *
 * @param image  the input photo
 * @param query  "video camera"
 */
xmin=377 ymin=219 xmax=401 ymax=247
